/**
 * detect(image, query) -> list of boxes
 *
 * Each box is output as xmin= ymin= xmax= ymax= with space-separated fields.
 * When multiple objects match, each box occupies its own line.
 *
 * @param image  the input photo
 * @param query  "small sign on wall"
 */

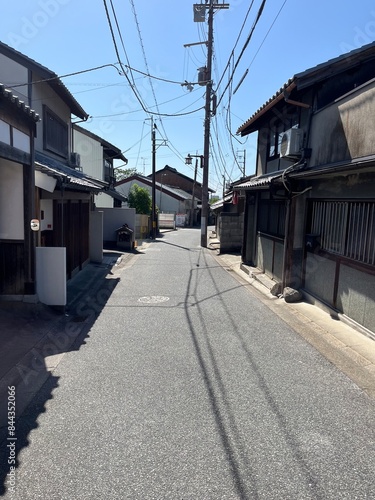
xmin=30 ymin=219 xmax=40 ymax=231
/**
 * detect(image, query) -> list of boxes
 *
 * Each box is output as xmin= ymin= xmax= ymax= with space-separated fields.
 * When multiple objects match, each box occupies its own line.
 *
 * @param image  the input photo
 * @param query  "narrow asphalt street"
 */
xmin=1 ymin=228 xmax=375 ymax=499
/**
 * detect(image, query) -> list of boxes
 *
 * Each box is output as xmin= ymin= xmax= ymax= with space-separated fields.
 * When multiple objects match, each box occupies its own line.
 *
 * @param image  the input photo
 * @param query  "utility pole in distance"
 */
xmin=193 ymin=1 xmax=229 ymax=247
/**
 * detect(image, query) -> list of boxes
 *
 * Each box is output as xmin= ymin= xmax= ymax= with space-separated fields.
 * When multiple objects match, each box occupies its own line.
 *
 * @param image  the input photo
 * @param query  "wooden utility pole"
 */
xmin=200 ymin=2 xmax=213 ymax=247
xmin=151 ymin=118 xmax=157 ymax=239
xmin=192 ymin=1 xmax=229 ymax=247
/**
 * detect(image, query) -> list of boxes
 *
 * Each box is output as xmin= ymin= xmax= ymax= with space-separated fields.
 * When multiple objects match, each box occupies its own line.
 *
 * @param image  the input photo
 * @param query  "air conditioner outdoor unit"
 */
xmin=280 ymin=128 xmax=303 ymax=157
xmin=70 ymin=152 xmax=81 ymax=168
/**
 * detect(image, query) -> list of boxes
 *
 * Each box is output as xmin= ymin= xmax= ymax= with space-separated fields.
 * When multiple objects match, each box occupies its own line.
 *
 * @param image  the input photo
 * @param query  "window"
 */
xmin=268 ymin=123 xmax=283 ymax=158
xmin=43 ymin=106 xmax=68 ymax=158
xmin=103 ymin=159 xmax=113 ymax=184
xmin=13 ymin=128 xmax=30 ymax=153
xmin=267 ymin=108 xmax=299 ymax=159
xmin=0 ymin=119 xmax=11 ymax=145
xmin=308 ymin=200 xmax=375 ymax=267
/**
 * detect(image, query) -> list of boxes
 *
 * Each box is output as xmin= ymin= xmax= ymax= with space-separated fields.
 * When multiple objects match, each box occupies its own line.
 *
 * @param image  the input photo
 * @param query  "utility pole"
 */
xmin=151 ymin=118 xmax=157 ymax=239
xmin=200 ymin=2 xmax=213 ymax=248
xmin=192 ymin=1 xmax=229 ymax=247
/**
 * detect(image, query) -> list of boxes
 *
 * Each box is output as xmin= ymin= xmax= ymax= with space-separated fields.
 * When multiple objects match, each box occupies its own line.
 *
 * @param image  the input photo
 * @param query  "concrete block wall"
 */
xmin=218 ymin=213 xmax=244 ymax=253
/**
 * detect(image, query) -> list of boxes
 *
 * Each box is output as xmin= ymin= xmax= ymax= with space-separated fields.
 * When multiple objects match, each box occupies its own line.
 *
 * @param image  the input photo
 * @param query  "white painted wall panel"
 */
xmin=36 ymin=247 xmax=66 ymax=306
xmin=73 ymin=129 xmax=103 ymax=180
xmin=0 ymin=160 xmax=24 ymax=239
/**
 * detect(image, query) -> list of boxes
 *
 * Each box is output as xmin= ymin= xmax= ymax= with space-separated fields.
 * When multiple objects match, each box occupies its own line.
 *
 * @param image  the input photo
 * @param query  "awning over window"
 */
xmin=35 ymin=152 xmax=103 ymax=193
xmin=233 ymin=171 xmax=282 ymax=190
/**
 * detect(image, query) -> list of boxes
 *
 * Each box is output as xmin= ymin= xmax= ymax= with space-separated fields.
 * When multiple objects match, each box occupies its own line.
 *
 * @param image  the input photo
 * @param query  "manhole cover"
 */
xmin=138 ymin=296 xmax=170 ymax=304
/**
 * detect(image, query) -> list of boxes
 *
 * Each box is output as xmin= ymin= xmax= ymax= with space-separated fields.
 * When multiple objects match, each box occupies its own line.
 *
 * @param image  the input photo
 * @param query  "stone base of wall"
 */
xmin=218 ymin=213 xmax=243 ymax=253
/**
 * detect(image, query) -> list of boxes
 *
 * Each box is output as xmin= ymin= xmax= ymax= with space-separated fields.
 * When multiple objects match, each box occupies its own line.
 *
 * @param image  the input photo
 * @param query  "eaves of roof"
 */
xmin=0 ymin=83 xmax=39 ymax=122
xmin=116 ymin=174 xmax=152 ymax=187
xmin=115 ymin=174 xmax=190 ymax=201
xmin=151 ymin=165 xmax=216 ymax=193
xmin=237 ymin=41 xmax=375 ymax=136
xmin=104 ymin=188 xmax=127 ymax=202
xmin=35 ymin=152 xmax=103 ymax=192
xmin=210 ymin=192 xmax=233 ymax=210
xmin=233 ymin=171 xmax=282 ymax=190
xmin=0 ymin=42 xmax=88 ymax=120
xmin=290 ymin=155 xmax=375 ymax=180
xmin=73 ymin=124 xmax=128 ymax=163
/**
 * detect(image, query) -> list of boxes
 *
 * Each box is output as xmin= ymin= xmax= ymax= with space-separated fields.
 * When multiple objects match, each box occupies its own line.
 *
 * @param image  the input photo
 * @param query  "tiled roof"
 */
xmin=210 ymin=192 xmax=232 ymax=210
xmin=233 ymin=171 xmax=282 ymax=189
xmin=237 ymin=41 xmax=375 ymax=135
xmin=116 ymin=174 xmax=192 ymax=201
xmin=0 ymin=83 xmax=39 ymax=122
xmin=35 ymin=152 xmax=103 ymax=192
xmin=0 ymin=41 xmax=88 ymax=120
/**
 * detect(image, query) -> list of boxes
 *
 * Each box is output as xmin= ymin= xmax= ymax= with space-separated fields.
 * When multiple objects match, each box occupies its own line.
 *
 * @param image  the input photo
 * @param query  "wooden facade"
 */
xmin=236 ymin=41 xmax=375 ymax=335
xmin=0 ymin=86 xmax=39 ymax=295
xmin=40 ymin=199 xmax=90 ymax=279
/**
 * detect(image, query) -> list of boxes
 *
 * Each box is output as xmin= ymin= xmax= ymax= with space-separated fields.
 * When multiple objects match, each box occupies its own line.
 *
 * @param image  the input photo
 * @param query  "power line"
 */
xmin=103 ymin=0 xmax=205 ymax=119
xmin=8 ymin=63 xmax=122 ymax=88
xmin=109 ymin=0 xmax=136 ymax=87
xmin=234 ymin=0 xmax=288 ymax=94
xmin=216 ymin=0 xmax=267 ymax=108
xmin=215 ymin=0 xmax=256 ymax=93
xmin=103 ymin=0 xmax=150 ymax=115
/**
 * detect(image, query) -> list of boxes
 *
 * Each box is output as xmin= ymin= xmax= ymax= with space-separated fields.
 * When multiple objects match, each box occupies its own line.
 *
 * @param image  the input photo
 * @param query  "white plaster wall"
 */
xmin=95 ymin=192 xmax=114 ymax=208
xmin=36 ymin=247 xmax=66 ymax=306
xmin=0 ymin=55 xmax=28 ymax=102
xmin=0 ymin=160 xmax=24 ymax=239
xmin=73 ymin=128 xmax=103 ymax=180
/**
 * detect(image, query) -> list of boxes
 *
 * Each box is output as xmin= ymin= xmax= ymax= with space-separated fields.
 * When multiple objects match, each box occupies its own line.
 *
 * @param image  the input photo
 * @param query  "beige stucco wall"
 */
xmin=0 ymin=160 xmax=24 ymax=239
xmin=309 ymin=80 xmax=375 ymax=166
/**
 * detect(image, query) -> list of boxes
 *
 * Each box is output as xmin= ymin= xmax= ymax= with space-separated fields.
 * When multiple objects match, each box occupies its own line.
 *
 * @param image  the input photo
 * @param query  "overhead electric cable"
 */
xmin=215 ymin=0 xmax=256 ymax=92
xmin=8 ymin=63 xmax=122 ymax=88
xmin=234 ymin=0 xmax=288 ymax=94
xmin=103 ymin=0 xmax=204 ymax=120
xmin=129 ymin=0 xmax=170 ymax=142
xmin=103 ymin=0 xmax=150 ymax=114
xmin=216 ymin=0 xmax=267 ymax=108
xmin=109 ymin=0 xmax=136 ymax=87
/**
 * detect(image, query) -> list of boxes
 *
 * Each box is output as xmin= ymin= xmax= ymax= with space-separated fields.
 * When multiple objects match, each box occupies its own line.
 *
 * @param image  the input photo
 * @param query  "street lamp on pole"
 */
xmin=185 ymin=153 xmax=204 ymax=168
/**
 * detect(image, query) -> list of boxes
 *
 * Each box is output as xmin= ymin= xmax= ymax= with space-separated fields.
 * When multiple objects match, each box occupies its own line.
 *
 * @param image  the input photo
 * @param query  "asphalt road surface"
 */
xmin=1 ymin=228 xmax=375 ymax=499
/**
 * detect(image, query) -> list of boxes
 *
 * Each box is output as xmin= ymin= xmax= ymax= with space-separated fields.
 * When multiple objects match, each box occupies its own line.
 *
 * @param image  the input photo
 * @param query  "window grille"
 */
xmin=309 ymin=200 xmax=375 ymax=266
xmin=43 ymin=106 xmax=68 ymax=158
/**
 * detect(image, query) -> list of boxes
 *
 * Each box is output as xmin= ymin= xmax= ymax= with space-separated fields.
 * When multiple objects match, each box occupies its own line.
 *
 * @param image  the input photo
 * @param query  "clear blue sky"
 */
xmin=1 ymin=0 xmax=375 ymax=195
